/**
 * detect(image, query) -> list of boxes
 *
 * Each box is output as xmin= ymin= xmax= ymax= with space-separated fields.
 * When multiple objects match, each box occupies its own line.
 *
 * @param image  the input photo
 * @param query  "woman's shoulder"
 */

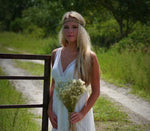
xmin=90 ymin=50 xmax=99 ymax=64
xmin=52 ymin=47 xmax=62 ymax=54
xmin=51 ymin=47 xmax=62 ymax=65
xmin=90 ymin=51 xmax=97 ymax=58
xmin=51 ymin=47 xmax=62 ymax=56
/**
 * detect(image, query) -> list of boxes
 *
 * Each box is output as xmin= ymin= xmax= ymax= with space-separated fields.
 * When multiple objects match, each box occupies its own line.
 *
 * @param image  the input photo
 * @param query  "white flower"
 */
xmin=55 ymin=79 xmax=86 ymax=112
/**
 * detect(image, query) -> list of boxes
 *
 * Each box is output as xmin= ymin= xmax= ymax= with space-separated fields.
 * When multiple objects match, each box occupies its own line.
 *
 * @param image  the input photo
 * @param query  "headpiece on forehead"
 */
xmin=62 ymin=11 xmax=85 ymax=27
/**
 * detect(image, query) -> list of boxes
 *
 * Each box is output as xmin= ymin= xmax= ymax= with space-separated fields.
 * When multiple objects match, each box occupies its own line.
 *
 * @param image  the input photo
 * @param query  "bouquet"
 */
xmin=56 ymin=79 xmax=87 ymax=131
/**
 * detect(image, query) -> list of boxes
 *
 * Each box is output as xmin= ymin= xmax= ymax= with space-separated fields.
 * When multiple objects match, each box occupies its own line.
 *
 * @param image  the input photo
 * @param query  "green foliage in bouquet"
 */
xmin=56 ymin=79 xmax=87 ymax=112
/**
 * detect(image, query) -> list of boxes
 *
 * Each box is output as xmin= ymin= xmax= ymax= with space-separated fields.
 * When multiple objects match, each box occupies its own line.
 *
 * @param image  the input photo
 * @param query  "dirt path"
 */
xmin=0 ymin=59 xmax=52 ymax=130
xmin=0 ymin=58 xmax=150 ymax=129
xmin=101 ymin=80 xmax=150 ymax=124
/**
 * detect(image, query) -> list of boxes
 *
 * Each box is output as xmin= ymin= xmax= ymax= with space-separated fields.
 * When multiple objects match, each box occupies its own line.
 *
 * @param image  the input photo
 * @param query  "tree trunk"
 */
xmin=118 ymin=20 xmax=123 ymax=38
xmin=126 ymin=19 xmax=129 ymax=37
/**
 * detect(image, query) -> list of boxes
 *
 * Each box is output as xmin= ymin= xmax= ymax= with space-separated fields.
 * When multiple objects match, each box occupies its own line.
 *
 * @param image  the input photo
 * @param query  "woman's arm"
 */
xmin=48 ymin=49 xmax=58 ymax=129
xmin=48 ymin=48 xmax=58 ymax=100
xmin=48 ymin=78 xmax=55 ymax=112
xmin=70 ymin=51 xmax=100 ymax=123
xmin=48 ymin=79 xmax=58 ymax=128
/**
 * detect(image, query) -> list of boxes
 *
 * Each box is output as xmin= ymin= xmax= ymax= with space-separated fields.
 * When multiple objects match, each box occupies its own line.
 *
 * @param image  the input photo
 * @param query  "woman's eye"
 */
xmin=73 ymin=26 xmax=78 ymax=29
xmin=64 ymin=26 xmax=69 ymax=29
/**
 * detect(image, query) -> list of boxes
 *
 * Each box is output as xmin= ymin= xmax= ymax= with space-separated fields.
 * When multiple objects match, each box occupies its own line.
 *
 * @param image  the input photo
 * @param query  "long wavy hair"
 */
xmin=59 ymin=11 xmax=92 ymax=86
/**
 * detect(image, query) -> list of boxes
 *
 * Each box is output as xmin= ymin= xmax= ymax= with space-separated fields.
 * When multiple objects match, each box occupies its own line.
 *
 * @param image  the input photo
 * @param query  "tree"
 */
xmin=22 ymin=1 xmax=65 ymax=35
xmin=0 ymin=0 xmax=34 ymax=30
xmin=90 ymin=0 xmax=150 ymax=38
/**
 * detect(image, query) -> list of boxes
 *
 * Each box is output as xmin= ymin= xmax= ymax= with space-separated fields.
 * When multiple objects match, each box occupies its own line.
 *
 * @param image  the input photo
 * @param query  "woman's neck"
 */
xmin=65 ymin=43 xmax=78 ymax=52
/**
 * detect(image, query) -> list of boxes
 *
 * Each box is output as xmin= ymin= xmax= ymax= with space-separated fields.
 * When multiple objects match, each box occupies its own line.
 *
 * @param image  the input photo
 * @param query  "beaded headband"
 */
xmin=63 ymin=18 xmax=84 ymax=26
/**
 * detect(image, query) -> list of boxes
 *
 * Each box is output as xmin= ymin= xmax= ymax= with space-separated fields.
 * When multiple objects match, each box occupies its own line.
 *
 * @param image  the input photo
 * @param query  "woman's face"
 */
xmin=63 ymin=19 xmax=78 ymax=44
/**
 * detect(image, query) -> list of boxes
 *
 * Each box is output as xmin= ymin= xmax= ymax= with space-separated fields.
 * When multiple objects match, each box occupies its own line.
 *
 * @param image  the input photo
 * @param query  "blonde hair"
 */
xmin=59 ymin=11 xmax=92 ymax=86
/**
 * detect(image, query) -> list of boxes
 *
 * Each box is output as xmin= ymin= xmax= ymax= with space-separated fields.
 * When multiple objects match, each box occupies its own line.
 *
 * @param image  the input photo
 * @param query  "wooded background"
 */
xmin=0 ymin=0 xmax=149 ymax=47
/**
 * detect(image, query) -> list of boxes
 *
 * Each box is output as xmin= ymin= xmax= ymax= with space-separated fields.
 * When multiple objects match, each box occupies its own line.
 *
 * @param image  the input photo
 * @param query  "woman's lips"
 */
xmin=68 ymin=35 xmax=74 ymax=37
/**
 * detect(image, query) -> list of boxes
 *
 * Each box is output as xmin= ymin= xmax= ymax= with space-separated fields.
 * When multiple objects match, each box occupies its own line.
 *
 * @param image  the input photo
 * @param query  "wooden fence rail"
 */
xmin=0 ymin=53 xmax=51 ymax=131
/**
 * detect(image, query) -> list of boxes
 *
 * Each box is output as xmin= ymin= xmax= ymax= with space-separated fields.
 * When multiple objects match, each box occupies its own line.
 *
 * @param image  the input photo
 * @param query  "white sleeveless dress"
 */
xmin=52 ymin=47 xmax=95 ymax=131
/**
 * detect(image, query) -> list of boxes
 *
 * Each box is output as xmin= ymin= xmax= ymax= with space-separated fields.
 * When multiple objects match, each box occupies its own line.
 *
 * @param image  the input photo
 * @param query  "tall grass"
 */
xmin=0 ymin=68 xmax=40 ymax=131
xmin=15 ymin=60 xmax=44 ymax=76
xmin=93 ymin=96 xmax=128 ymax=122
xmin=0 ymin=32 xmax=59 ymax=54
xmin=97 ymin=47 xmax=150 ymax=100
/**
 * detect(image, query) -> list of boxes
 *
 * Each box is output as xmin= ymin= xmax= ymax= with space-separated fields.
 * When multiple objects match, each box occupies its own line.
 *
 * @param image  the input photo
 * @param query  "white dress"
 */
xmin=52 ymin=47 xmax=95 ymax=131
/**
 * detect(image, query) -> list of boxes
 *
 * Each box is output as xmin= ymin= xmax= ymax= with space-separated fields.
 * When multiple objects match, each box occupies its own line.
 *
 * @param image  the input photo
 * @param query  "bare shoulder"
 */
xmin=90 ymin=51 xmax=99 ymax=67
xmin=90 ymin=51 xmax=100 ymax=76
xmin=51 ymin=48 xmax=59 ymax=56
xmin=51 ymin=47 xmax=62 ymax=57
xmin=90 ymin=51 xmax=97 ymax=60
xmin=51 ymin=47 xmax=61 ymax=66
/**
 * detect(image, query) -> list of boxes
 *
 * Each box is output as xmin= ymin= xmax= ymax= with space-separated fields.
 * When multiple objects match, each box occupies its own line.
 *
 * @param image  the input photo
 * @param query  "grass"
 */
xmin=14 ymin=60 xmax=53 ymax=82
xmin=14 ymin=60 xmax=44 ymax=76
xmin=0 ymin=68 xmax=40 ymax=131
xmin=0 ymin=31 xmax=59 ymax=55
xmin=94 ymin=96 xmax=150 ymax=131
xmin=96 ymin=47 xmax=150 ymax=101
xmin=93 ymin=96 xmax=128 ymax=122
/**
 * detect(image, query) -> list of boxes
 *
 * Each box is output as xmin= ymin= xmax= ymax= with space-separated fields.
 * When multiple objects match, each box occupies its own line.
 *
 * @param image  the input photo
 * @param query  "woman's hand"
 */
xmin=48 ymin=110 xmax=57 ymax=129
xmin=70 ymin=112 xmax=84 ymax=124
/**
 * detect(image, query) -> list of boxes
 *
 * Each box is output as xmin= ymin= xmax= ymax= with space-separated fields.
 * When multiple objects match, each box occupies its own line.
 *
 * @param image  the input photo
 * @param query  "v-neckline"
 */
xmin=60 ymin=48 xmax=76 ymax=73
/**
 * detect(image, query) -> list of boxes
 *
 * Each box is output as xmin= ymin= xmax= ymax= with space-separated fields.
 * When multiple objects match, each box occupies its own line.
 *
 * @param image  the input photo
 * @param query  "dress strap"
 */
xmin=54 ymin=47 xmax=62 ymax=65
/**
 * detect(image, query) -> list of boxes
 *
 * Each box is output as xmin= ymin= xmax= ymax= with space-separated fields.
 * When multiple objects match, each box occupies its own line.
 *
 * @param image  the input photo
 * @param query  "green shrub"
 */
xmin=131 ymin=23 xmax=150 ymax=43
xmin=88 ymin=19 xmax=120 ymax=47
xmin=114 ymin=24 xmax=150 ymax=54
xmin=0 ymin=22 xmax=8 ymax=31
xmin=24 ymin=25 xmax=45 ymax=38
xmin=22 ymin=5 xmax=63 ymax=36
xmin=42 ymin=37 xmax=60 ymax=54
xmin=10 ymin=18 xmax=23 ymax=32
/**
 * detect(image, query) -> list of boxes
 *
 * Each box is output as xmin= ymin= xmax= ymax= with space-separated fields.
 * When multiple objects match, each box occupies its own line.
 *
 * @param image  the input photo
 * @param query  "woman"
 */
xmin=48 ymin=11 xmax=100 ymax=131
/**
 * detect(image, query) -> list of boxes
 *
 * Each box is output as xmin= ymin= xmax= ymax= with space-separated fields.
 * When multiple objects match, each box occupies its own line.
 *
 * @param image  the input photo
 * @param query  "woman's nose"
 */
xmin=68 ymin=28 xmax=73 ymax=33
xmin=68 ymin=28 xmax=73 ymax=32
